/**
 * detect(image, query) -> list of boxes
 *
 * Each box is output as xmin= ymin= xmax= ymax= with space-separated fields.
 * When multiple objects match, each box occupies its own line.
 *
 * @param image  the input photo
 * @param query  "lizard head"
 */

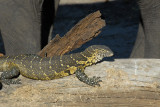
xmin=85 ymin=45 xmax=114 ymax=63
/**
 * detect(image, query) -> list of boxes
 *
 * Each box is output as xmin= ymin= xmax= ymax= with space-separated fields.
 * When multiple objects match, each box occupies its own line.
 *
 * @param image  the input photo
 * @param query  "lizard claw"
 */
xmin=75 ymin=69 xmax=102 ymax=87
xmin=88 ymin=76 xmax=102 ymax=87
xmin=14 ymin=79 xmax=21 ymax=84
xmin=1 ymin=79 xmax=21 ymax=85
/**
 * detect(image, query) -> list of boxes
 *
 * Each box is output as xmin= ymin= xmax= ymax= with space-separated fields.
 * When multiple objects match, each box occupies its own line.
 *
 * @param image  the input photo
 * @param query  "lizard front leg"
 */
xmin=0 ymin=63 xmax=21 ymax=85
xmin=75 ymin=67 xmax=102 ymax=86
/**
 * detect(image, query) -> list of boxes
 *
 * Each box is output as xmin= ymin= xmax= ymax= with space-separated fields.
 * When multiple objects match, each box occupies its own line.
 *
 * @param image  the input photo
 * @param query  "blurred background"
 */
xmin=52 ymin=0 xmax=140 ymax=58
xmin=0 ymin=0 xmax=140 ymax=58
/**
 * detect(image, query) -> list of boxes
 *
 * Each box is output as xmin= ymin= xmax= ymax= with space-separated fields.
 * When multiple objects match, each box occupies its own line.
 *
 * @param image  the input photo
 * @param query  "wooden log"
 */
xmin=38 ymin=10 xmax=106 ymax=57
xmin=0 ymin=59 xmax=160 ymax=106
xmin=0 ymin=53 xmax=4 ymax=57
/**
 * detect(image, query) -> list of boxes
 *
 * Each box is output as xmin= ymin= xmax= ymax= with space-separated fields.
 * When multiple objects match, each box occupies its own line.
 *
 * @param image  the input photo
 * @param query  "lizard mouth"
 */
xmin=95 ymin=52 xmax=113 ymax=63
xmin=94 ymin=54 xmax=106 ymax=62
xmin=107 ymin=52 xmax=114 ymax=57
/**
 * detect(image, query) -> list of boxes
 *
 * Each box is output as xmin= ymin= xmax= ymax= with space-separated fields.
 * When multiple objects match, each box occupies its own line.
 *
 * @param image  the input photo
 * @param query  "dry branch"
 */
xmin=38 ymin=10 xmax=106 ymax=57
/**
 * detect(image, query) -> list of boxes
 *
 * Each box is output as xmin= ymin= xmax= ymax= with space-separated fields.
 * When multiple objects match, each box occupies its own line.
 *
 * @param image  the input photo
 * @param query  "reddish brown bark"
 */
xmin=38 ymin=10 xmax=106 ymax=57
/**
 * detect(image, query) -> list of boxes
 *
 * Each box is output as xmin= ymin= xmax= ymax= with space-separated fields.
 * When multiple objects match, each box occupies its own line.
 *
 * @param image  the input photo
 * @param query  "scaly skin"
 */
xmin=0 ymin=45 xmax=113 ymax=87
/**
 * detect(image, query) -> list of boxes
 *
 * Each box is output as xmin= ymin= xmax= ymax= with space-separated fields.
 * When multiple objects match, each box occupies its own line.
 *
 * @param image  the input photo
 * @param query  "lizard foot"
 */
xmin=76 ymin=68 xmax=102 ymax=87
xmin=87 ymin=76 xmax=102 ymax=87
xmin=1 ymin=79 xmax=21 ymax=85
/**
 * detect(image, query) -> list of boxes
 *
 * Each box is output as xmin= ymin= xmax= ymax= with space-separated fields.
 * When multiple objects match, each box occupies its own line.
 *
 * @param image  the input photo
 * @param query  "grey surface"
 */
xmin=131 ymin=0 xmax=160 ymax=58
xmin=0 ymin=0 xmax=59 ymax=55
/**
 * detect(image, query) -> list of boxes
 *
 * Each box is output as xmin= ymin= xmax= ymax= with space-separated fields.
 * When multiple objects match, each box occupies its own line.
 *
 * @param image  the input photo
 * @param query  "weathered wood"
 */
xmin=0 ymin=59 xmax=160 ymax=106
xmin=0 ymin=53 xmax=4 ymax=57
xmin=38 ymin=10 xmax=106 ymax=57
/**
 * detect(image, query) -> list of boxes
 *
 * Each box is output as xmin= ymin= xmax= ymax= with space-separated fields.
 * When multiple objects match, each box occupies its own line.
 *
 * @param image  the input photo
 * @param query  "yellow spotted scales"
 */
xmin=0 ymin=45 xmax=113 ymax=87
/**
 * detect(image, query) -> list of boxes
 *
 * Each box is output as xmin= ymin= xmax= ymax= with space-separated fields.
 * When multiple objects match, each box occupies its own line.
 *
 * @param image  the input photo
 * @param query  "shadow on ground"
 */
xmin=52 ymin=0 xmax=140 ymax=58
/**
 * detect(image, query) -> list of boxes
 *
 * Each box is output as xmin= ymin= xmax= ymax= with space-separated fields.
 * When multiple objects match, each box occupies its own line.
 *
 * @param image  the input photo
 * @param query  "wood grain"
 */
xmin=38 ymin=10 xmax=106 ymax=57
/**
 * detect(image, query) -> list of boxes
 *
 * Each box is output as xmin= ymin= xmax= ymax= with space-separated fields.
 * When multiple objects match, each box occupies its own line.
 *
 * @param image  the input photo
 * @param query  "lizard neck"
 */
xmin=73 ymin=50 xmax=100 ymax=67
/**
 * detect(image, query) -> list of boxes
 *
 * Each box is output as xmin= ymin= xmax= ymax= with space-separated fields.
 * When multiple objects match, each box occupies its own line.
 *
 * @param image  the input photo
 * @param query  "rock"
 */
xmin=0 ymin=59 xmax=160 ymax=106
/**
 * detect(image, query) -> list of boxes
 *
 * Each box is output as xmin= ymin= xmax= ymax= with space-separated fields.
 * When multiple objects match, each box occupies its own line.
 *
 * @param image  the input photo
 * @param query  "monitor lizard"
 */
xmin=0 ymin=45 xmax=113 ymax=87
